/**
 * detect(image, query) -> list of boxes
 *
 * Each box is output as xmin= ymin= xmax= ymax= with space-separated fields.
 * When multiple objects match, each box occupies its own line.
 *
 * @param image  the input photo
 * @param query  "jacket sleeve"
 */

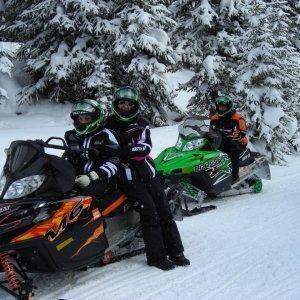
xmin=96 ymin=159 xmax=119 ymax=182
xmin=92 ymin=130 xmax=120 ymax=182
xmin=236 ymin=116 xmax=247 ymax=137
xmin=127 ymin=125 xmax=152 ymax=158
xmin=209 ymin=114 xmax=219 ymax=130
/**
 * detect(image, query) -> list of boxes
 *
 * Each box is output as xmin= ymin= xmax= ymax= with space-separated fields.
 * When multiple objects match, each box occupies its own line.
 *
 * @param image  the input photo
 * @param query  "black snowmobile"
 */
xmin=0 ymin=138 xmax=144 ymax=299
xmin=155 ymin=117 xmax=271 ymax=216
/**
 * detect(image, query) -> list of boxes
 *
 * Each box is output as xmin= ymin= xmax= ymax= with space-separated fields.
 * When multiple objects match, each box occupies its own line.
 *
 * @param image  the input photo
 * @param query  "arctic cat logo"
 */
xmin=195 ymin=156 xmax=225 ymax=172
xmin=0 ymin=205 xmax=10 ymax=214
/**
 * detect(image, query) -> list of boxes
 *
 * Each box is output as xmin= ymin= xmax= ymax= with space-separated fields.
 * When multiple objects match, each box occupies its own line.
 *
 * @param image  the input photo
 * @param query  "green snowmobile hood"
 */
xmin=154 ymin=136 xmax=231 ymax=177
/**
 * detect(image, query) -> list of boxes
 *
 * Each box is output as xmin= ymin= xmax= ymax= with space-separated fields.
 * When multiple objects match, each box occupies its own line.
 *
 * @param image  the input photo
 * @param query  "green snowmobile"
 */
xmin=155 ymin=117 xmax=271 ymax=217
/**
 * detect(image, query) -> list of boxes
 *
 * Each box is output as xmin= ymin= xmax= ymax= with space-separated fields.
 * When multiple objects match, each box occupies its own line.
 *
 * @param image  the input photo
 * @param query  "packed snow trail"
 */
xmin=0 ymin=123 xmax=300 ymax=300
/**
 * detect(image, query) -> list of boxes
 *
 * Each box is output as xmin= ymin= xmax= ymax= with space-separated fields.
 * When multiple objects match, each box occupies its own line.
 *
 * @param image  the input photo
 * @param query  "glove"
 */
xmin=228 ymin=131 xmax=241 ymax=141
xmin=75 ymin=171 xmax=99 ymax=188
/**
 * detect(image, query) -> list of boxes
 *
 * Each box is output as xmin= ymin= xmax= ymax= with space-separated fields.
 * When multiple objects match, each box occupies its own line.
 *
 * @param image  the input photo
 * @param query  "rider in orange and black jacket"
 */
xmin=210 ymin=96 xmax=248 ymax=183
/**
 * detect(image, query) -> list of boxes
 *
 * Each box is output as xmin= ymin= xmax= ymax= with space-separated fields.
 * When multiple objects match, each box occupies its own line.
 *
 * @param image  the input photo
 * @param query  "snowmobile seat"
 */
xmin=94 ymin=189 xmax=130 ymax=218
xmin=239 ymin=148 xmax=255 ymax=167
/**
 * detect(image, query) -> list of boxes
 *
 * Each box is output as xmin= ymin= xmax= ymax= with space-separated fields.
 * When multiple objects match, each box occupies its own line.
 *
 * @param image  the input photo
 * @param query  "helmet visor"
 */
xmin=71 ymin=102 xmax=97 ymax=116
xmin=218 ymin=104 xmax=228 ymax=112
xmin=116 ymin=87 xmax=139 ymax=102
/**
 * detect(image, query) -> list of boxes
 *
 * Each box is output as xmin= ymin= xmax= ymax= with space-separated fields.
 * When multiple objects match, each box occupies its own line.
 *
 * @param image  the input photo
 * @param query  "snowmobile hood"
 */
xmin=154 ymin=146 xmax=224 ymax=177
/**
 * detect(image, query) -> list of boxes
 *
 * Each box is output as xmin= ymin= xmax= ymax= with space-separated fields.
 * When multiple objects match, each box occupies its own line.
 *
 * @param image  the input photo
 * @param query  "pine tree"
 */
xmin=235 ymin=0 xmax=300 ymax=163
xmin=171 ymin=0 xmax=247 ymax=116
xmin=1 ymin=0 xmax=117 ymax=105
xmin=0 ymin=42 xmax=13 ymax=105
xmin=170 ymin=0 xmax=219 ymax=116
xmin=111 ymin=0 xmax=181 ymax=125
xmin=286 ymin=0 xmax=300 ymax=151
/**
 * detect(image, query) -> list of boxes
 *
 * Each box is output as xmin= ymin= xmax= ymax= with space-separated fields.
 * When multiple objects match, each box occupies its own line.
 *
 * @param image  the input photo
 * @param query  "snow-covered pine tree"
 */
xmin=235 ymin=0 xmax=300 ymax=163
xmin=1 ymin=0 xmax=116 ymax=105
xmin=111 ymin=1 xmax=181 ymax=125
xmin=170 ymin=0 xmax=219 ymax=116
xmin=286 ymin=0 xmax=300 ymax=50
xmin=286 ymin=0 xmax=300 ymax=151
xmin=171 ymin=0 xmax=247 ymax=117
xmin=0 ymin=42 xmax=13 ymax=105
xmin=215 ymin=0 xmax=249 ymax=106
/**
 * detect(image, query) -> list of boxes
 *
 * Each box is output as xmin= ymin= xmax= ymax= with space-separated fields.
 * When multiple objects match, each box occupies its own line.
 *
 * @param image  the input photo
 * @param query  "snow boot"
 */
xmin=170 ymin=253 xmax=190 ymax=266
xmin=147 ymin=258 xmax=176 ymax=271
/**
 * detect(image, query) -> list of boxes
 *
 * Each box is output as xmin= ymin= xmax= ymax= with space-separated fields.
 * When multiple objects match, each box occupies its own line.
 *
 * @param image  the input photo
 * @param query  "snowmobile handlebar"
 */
xmin=36 ymin=138 xmax=99 ymax=155
xmin=36 ymin=137 xmax=120 ymax=158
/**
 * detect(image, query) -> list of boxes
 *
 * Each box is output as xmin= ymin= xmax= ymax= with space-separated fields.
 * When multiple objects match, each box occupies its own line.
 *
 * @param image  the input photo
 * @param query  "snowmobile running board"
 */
xmin=182 ymin=205 xmax=217 ymax=217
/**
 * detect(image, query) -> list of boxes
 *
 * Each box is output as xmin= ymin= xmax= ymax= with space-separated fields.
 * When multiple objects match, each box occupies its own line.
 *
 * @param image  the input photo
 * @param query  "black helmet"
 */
xmin=111 ymin=87 xmax=140 ymax=122
xmin=70 ymin=99 xmax=104 ymax=135
xmin=215 ymin=96 xmax=234 ymax=118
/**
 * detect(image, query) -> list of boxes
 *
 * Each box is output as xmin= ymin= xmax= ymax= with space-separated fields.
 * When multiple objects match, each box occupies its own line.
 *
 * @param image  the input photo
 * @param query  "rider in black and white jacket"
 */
xmin=65 ymin=99 xmax=119 ymax=196
xmin=105 ymin=87 xmax=190 ymax=271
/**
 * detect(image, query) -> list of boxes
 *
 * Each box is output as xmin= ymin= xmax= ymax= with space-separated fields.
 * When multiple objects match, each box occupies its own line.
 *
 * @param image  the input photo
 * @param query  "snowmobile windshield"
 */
xmin=2 ymin=140 xmax=76 ymax=199
xmin=179 ymin=118 xmax=209 ymax=139
xmin=6 ymin=141 xmax=45 ymax=174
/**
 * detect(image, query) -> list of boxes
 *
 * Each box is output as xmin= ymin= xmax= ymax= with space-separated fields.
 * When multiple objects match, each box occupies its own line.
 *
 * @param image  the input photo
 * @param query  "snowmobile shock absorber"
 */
xmin=0 ymin=252 xmax=20 ymax=291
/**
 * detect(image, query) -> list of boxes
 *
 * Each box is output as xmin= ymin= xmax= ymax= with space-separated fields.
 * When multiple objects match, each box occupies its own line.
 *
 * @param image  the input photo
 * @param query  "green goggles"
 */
xmin=216 ymin=97 xmax=231 ymax=106
xmin=116 ymin=87 xmax=139 ymax=102
xmin=72 ymin=102 xmax=96 ymax=115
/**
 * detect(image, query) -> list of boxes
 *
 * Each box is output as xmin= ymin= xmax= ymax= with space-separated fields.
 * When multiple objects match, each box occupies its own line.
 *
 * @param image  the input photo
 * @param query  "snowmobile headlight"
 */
xmin=175 ymin=137 xmax=183 ymax=150
xmin=0 ymin=175 xmax=6 ymax=195
xmin=183 ymin=138 xmax=206 ymax=151
xmin=3 ymin=175 xmax=46 ymax=200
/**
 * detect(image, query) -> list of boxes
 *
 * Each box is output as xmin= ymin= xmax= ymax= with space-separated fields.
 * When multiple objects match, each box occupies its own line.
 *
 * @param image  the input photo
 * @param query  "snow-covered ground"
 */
xmin=0 ymin=113 xmax=300 ymax=300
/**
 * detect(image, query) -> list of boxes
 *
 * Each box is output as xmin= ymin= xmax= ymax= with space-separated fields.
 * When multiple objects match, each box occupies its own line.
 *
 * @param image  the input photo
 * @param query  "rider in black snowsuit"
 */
xmin=105 ymin=87 xmax=190 ymax=271
xmin=65 ymin=99 xmax=119 ymax=196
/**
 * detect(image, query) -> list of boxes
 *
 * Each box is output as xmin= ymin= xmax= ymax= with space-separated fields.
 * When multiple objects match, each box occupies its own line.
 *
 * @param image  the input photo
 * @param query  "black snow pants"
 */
xmin=121 ymin=176 xmax=184 ymax=263
xmin=221 ymin=140 xmax=246 ymax=182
